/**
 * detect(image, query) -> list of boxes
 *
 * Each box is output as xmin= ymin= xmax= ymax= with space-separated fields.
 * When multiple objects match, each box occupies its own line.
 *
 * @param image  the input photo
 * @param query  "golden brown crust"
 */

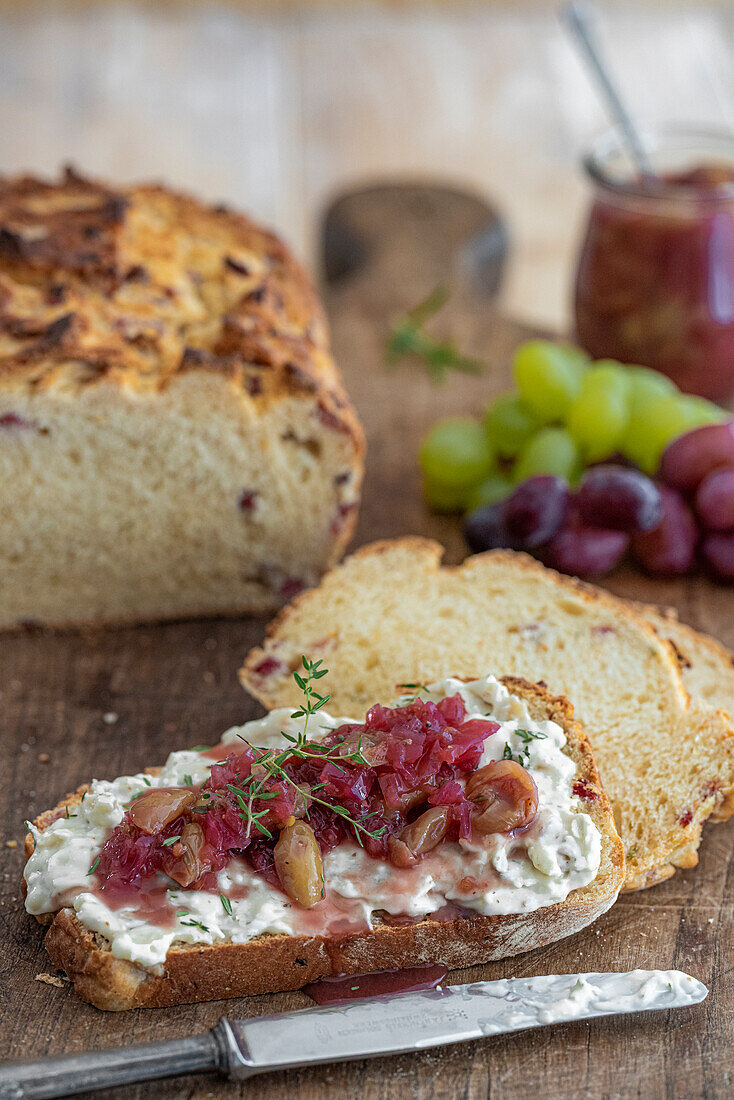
xmin=0 ymin=167 xmax=363 ymax=448
xmin=25 ymin=678 xmax=624 ymax=1011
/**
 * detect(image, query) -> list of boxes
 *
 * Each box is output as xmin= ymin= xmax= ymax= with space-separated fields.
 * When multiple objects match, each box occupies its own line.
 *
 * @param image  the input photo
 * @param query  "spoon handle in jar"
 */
xmin=561 ymin=1 xmax=656 ymax=179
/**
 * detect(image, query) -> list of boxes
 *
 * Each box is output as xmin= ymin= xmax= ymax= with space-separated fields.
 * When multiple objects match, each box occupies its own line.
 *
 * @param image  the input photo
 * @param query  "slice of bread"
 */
xmin=241 ymin=539 xmax=734 ymax=892
xmin=25 ymin=678 xmax=624 ymax=1011
xmin=0 ymin=169 xmax=364 ymax=628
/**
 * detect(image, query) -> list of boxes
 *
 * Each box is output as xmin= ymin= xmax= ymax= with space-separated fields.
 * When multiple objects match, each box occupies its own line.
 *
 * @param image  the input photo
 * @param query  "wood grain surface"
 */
xmin=0 ymin=187 xmax=732 ymax=1100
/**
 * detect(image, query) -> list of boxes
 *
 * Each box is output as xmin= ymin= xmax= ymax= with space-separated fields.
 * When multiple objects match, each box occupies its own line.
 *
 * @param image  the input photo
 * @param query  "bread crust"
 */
xmin=0 ymin=168 xmax=343 ymax=404
xmin=24 ymin=677 xmax=624 ymax=1011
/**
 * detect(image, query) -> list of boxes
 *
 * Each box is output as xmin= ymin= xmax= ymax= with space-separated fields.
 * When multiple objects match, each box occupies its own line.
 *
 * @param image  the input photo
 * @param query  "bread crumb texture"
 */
xmin=241 ymin=540 xmax=734 ymax=891
xmin=0 ymin=168 xmax=364 ymax=628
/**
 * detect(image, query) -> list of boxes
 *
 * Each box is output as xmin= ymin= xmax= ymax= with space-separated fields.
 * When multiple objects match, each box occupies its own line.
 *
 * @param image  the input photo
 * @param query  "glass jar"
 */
xmin=574 ymin=126 xmax=734 ymax=401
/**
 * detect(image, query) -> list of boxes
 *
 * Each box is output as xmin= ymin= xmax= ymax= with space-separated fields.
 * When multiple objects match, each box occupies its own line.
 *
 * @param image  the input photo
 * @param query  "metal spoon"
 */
xmin=560 ymin=1 xmax=657 ymax=180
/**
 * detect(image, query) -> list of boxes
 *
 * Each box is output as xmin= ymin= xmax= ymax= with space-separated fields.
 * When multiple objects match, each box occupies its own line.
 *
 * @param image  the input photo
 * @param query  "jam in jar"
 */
xmin=574 ymin=127 xmax=734 ymax=401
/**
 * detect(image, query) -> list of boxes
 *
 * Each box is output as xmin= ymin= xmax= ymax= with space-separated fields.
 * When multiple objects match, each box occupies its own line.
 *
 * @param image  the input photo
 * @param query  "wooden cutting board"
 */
xmin=0 ymin=186 xmax=731 ymax=1100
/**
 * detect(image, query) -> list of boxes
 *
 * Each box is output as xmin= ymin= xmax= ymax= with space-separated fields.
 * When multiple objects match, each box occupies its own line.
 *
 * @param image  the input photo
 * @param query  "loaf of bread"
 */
xmin=25 ymin=677 xmax=624 ymax=1010
xmin=0 ymin=168 xmax=364 ymax=628
xmin=241 ymin=539 xmax=734 ymax=892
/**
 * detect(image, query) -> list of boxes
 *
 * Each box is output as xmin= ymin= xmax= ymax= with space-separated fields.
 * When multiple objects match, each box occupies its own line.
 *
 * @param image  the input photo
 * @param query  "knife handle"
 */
xmin=0 ymin=1031 xmax=224 ymax=1099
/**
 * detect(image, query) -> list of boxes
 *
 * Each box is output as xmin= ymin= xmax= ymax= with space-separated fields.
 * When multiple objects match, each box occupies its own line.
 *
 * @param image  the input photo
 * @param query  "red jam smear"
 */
xmin=575 ymin=163 xmax=734 ymax=401
xmin=94 ymin=694 xmax=499 ymax=897
xmin=94 ymin=880 xmax=177 ymax=929
xmin=304 ymin=964 xmax=448 ymax=1005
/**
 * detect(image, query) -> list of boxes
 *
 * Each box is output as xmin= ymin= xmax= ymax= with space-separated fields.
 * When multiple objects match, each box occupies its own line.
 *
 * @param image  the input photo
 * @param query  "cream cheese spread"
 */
xmin=24 ymin=674 xmax=603 ymax=969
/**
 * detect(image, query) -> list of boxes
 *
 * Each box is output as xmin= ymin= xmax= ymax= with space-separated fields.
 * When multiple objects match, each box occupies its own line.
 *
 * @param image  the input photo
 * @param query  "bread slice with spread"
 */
xmin=0 ymin=169 xmax=363 ymax=628
xmin=240 ymin=539 xmax=734 ymax=892
xmin=24 ymin=674 xmax=623 ymax=1010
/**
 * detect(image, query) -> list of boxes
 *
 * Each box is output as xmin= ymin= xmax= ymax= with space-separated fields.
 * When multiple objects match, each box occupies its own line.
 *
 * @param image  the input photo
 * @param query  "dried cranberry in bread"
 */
xmin=0 ymin=168 xmax=363 ymax=628
xmin=240 ymin=540 xmax=734 ymax=892
xmin=23 ymin=677 xmax=624 ymax=1011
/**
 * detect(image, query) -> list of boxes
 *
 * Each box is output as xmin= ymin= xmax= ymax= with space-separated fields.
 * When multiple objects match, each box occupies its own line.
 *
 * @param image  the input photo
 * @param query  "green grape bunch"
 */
xmin=418 ymin=338 xmax=726 ymax=515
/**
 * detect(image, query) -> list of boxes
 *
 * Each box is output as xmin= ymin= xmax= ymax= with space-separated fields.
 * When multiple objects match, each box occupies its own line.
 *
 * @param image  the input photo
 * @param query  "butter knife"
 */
xmin=0 ymin=969 xmax=707 ymax=1099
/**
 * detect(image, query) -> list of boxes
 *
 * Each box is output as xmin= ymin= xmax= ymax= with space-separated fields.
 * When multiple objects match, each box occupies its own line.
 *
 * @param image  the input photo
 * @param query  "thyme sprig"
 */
xmin=227 ymin=656 xmax=385 ymax=846
xmin=396 ymin=681 xmax=431 ymax=704
xmin=502 ymin=728 xmax=547 ymax=768
xmin=385 ymin=286 xmax=483 ymax=384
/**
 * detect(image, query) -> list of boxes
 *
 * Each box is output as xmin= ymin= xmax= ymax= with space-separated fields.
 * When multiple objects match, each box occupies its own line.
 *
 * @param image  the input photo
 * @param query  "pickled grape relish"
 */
xmin=575 ymin=162 xmax=734 ymax=402
xmin=95 ymin=694 xmax=505 ymax=904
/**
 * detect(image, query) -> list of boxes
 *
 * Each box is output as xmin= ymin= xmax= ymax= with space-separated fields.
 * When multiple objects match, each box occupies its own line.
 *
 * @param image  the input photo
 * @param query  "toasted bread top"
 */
xmin=0 ymin=168 xmax=352 ymax=428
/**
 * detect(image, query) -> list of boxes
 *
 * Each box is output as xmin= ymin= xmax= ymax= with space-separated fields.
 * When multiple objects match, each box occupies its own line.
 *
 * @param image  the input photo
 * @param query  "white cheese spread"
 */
xmin=24 ymin=675 xmax=603 ymax=969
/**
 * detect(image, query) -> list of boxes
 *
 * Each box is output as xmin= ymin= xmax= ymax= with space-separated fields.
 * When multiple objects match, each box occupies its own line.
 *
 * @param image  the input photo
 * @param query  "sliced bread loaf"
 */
xmin=241 ymin=540 xmax=734 ymax=892
xmin=0 ymin=170 xmax=364 ymax=628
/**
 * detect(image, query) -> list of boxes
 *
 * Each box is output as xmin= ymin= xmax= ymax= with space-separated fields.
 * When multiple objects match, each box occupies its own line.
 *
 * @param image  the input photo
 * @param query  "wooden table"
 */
xmin=0 ymin=189 xmax=732 ymax=1100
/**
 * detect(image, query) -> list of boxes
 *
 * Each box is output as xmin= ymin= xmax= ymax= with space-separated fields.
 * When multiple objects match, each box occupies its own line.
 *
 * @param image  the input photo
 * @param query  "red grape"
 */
xmin=576 ymin=465 xmax=662 ymax=533
xmin=694 ymin=467 xmax=734 ymax=532
xmin=702 ymin=533 xmax=734 ymax=581
xmin=659 ymin=422 xmax=734 ymax=492
xmin=502 ymin=476 xmax=569 ymax=548
xmin=545 ymin=525 xmax=629 ymax=577
xmin=632 ymin=485 xmax=698 ymax=576
xmin=463 ymin=504 xmax=513 ymax=554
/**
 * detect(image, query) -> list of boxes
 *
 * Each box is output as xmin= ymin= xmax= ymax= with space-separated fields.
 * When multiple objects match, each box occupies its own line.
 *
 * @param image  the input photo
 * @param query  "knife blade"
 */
xmin=0 ymin=970 xmax=707 ymax=1099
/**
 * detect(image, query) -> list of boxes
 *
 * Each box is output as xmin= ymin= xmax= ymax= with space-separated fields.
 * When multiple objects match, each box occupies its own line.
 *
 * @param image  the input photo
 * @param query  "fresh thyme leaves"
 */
xmin=180 ymin=917 xmax=209 ymax=933
xmin=142 ymin=776 xmax=151 ymax=786
xmin=87 ymin=856 xmax=100 ymax=875
xmin=385 ymin=285 xmax=483 ymax=384
xmin=291 ymin=655 xmax=331 ymax=741
xmin=161 ymin=835 xmax=181 ymax=847
xmin=516 ymin=729 xmax=547 ymax=746
xmin=502 ymin=729 xmax=547 ymax=768
xmin=192 ymin=745 xmax=210 ymax=752
xmin=221 ymin=657 xmax=385 ymax=848
xmin=220 ymin=894 xmax=233 ymax=917
xmin=269 ymin=763 xmax=385 ymax=847
xmin=182 ymin=774 xmax=193 ymax=788
xmin=396 ymin=681 xmax=431 ymax=704
xmin=64 ymin=806 xmax=77 ymax=819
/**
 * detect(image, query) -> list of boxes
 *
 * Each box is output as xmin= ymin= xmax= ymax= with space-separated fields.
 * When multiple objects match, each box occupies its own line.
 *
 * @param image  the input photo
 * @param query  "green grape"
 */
xmin=484 ymin=392 xmax=540 ymax=457
xmin=557 ymin=343 xmax=591 ymax=372
xmin=422 ymin=475 xmax=472 ymax=513
xmin=466 ymin=473 xmax=513 ymax=511
xmin=622 ymin=394 xmax=697 ymax=474
xmin=566 ymin=367 xmax=629 ymax=462
xmin=628 ymin=366 xmax=677 ymax=414
xmin=419 ymin=417 xmax=494 ymax=487
xmin=677 ymin=394 xmax=727 ymax=429
xmin=513 ymin=427 xmax=581 ymax=483
xmin=585 ymin=360 xmax=633 ymax=396
xmin=513 ymin=340 xmax=585 ymax=422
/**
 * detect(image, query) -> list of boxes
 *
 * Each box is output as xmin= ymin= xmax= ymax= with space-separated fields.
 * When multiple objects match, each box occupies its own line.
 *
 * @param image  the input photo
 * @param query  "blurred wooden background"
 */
xmin=0 ymin=1 xmax=733 ymax=329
